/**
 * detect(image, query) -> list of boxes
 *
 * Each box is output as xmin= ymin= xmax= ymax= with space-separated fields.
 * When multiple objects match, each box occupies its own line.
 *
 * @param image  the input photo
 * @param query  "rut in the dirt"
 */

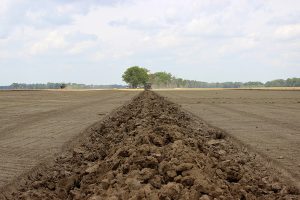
xmin=1 ymin=91 xmax=299 ymax=200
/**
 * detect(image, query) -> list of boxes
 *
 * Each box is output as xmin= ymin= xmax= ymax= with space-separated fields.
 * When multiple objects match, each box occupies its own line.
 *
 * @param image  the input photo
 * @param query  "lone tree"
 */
xmin=122 ymin=66 xmax=149 ymax=88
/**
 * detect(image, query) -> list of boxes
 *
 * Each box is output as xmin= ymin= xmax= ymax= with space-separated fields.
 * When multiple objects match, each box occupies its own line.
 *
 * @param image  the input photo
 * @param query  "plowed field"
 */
xmin=0 ymin=90 xmax=138 ymax=188
xmin=1 ymin=91 xmax=299 ymax=199
xmin=157 ymin=89 xmax=300 ymax=189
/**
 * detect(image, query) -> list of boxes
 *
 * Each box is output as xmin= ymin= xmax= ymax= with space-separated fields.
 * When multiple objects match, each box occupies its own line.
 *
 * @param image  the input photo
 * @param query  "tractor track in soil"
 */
xmin=1 ymin=91 xmax=299 ymax=200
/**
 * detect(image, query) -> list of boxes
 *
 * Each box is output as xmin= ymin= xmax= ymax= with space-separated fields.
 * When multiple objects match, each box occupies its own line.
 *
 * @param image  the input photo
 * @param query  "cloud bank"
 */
xmin=0 ymin=0 xmax=299 ymax=84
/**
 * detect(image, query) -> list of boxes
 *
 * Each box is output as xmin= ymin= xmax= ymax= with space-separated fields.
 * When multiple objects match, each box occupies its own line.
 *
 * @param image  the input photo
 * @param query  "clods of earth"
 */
xmin=1 ymin=91 xmax=299 ymax=200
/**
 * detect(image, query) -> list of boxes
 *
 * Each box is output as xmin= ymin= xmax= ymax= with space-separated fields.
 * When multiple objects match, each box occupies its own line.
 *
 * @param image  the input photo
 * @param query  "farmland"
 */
xmin=0 ymin=90 xmax=138 ymax=188
xmin=0 ymin=89 xmax=300 ymax=199
xmin=157 ymin=89 xmax=300 ymax=187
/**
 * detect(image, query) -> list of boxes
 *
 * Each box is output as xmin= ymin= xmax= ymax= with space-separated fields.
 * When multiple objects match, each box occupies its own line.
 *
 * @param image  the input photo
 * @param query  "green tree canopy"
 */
xmin=286 ymin=78 xmax=300 ymax=87
xmin=265 ymin=79 xmax=286 ymax=87
xmin=150 ymin=72 xmax=172 ymax=85
xmin=243 ymin=81 xmax=264 ymax=88
xmin=122 ymin=66 xmax=149 ymax=88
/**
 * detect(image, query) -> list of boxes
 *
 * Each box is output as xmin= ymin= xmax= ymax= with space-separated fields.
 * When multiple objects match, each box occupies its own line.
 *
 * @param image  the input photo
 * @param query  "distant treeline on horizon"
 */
xmin=0 ymin=83 xmax=126 ymax=90
xmin=158 ymin=77 xmax=300 ymax=88
xmin=0 ymin=77 xmax=299 ymax=90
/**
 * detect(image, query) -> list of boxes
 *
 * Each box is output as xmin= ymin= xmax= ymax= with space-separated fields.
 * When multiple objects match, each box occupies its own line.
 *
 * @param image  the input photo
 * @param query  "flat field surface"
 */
xmin=0 ymin=90 xmax=138 ymax=187
xmin=157 ymin=89 xmax=300 ymax=184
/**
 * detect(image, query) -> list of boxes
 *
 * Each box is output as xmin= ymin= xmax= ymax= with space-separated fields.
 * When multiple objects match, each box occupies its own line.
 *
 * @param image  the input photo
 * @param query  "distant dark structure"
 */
xmin=60 ymin=84 xmax=66 ymax=89
xmin=144 ymin=82 xmax=152 ymax=90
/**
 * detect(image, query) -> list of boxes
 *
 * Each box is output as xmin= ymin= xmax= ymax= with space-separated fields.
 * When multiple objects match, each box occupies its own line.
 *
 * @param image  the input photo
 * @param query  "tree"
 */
xmin=149 ymin=72 xmax=172 ymax=88
xmin=243 ymin=81 xmax=264 ymax=88
xmin=286 ymin=78 xmax=300 ymax=87
xmin=265 ymin=79 xmax=286 ymax=87
xmin=11 ymin=83 xmax=20 ymax=89
xmin=122 ymin=66 xmax=149 ymax=88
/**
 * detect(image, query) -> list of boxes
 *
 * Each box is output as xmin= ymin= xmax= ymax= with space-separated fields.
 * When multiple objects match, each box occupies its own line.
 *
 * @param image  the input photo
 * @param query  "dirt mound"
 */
xmin=1 ymin=91 xmax=299 ymax=200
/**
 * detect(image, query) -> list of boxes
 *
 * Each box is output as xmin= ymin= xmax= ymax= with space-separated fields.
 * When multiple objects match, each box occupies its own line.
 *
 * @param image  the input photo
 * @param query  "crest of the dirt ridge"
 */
xmin=1 ymin=91 xmax=299 ymax=200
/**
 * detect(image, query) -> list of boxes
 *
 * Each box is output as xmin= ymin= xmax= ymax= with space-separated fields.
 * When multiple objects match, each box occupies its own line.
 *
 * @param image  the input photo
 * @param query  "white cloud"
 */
xmin=0 ymin=0 xmax=300 ymax=85
xmin=156 ymin=32 xmax=182 ymax=48
xmin=29 ymin=31 xmax=67 ymax=55
xmin=0 ymin=0 xmax=9 ymax=15
xmin=92 ymin=49 xmax=134 ymax=61
xmin=91 ymin=51 xmax=105 ymax=61
xmin=274 ymin=24 xmax=300 ymax=40
xmin=0 ymin=50 xmax=10 ymax=59
xmin=0 ymin=0 xmax=131 ymax=39
xmin=67 ymin=41 xmax=96 ymax=54
xmin=218 ymin=36 xmax=259 ymax=54
xmin=186 ymin=17 xmax=219 ymax=36
xmin=26 ymin=30 xmax=99 ymax=56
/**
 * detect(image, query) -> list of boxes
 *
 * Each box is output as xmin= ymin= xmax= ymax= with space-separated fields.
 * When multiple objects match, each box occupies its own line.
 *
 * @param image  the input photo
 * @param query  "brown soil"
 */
xmin=157 ymin=89 xmax=300 ymax=187
xmin=1 ymin=91 xmax=299 ymax=200
xmin=0 ymin=90 xmax=138 ymax=187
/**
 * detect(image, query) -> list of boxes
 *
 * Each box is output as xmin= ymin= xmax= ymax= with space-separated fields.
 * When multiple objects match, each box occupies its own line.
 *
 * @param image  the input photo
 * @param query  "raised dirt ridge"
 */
xmin=1 ymin=91 xmax=299 ymax=199
xmin=0 ymin=90 xmax=137 ymax=188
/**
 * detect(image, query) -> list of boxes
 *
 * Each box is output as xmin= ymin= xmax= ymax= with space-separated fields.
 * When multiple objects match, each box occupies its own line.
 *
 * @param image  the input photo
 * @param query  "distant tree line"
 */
xmin=155 ymin=76 xmax=300 ymax=88
xmin=2 ymin=82 xmax=126 ymax=90
xmin=122 ymin=66 xmax=300 ymax=88
xmin=1 ymin=71 xmax=299 ymax=90
xmin=150 ymin=74 xmax=263 ymax=88
xmin=265 ymin=78 xmax=300 ymax=87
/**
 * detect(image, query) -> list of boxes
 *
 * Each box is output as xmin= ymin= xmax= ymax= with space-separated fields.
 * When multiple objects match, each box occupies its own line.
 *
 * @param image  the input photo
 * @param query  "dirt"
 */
xmin=157 ymin=89 xmax=300 ymax=188
xmin=0 ymin=90 xmax=138 ymax=188
xmin=1 ymin=91 xmax=299 ymax=200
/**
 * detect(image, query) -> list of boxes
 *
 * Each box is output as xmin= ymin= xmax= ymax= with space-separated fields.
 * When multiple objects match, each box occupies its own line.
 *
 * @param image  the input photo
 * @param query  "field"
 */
xmin=0 ymin=89 xmax=300 ymax=199
xmin=0 ymin=90 xmax=138 ymax=188
xmin=157 ymin=89 xmax=300 ymax=186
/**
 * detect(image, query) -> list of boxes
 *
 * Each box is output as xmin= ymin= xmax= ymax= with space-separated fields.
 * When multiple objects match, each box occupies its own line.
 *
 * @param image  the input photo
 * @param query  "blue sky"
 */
xmin=0 ymin=0 xmax=299 ymax=85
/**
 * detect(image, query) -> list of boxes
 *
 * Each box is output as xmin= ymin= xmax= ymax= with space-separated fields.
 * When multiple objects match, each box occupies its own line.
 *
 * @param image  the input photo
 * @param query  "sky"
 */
xmin=0 ymin=0 xmax=300 ymax=85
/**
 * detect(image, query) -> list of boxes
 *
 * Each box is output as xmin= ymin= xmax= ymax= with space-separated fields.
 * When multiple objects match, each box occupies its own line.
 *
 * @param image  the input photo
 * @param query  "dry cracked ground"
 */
xmin=1 ymin=91 xmax=299 ymax=200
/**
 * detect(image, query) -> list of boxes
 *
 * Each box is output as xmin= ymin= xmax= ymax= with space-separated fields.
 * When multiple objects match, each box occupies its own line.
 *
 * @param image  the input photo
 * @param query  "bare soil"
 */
xmin=1 ymin=91 xmax=299 ymax=199
xmin=157 ymin=89 xmax=300 ymax=188
xmin=0 ymin=90 xmax=138 ymax=188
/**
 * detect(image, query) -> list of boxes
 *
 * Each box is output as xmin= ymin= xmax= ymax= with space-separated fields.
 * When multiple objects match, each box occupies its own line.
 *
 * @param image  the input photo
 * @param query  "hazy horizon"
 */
xmin=1 ymin=0 xmax=299 ymax=85
xmin=1 ymin=77 xmax=300 ymax=87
